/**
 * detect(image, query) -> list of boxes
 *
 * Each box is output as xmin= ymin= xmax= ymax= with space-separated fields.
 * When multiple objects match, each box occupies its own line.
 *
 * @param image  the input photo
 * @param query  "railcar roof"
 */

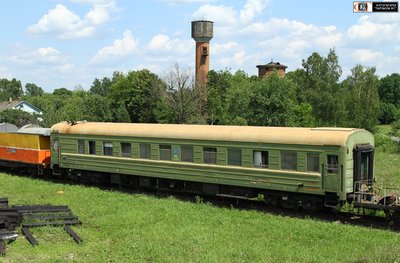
xmin=51 ymin=122 xmax=372 ymax=146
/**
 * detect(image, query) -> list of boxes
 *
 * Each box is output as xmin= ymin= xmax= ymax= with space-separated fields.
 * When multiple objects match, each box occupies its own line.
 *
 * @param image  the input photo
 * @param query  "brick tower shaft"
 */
xmin=195 ymin=41 xmax=210 ymax=86
xmin=191 ymin=20 xmax=213 ymax=87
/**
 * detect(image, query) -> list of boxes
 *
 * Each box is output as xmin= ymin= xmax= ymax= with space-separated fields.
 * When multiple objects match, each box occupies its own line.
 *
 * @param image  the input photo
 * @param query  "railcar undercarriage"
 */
xmin=350 ymin=179 xmax=400 ymax=221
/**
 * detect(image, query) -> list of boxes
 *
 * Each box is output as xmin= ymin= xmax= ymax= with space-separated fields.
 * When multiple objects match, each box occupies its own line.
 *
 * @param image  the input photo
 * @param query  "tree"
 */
xmin=206 ymin=70 xmax=234 ymax=124
xmin=0 ymin=78 xmax=23 ymax=101
xmin=342 ymin=65 xmax=380 ymax=130
xmin=53 ymin=88 xmax=73 ymax=97
xmin=90 ymin=77 xmax=113 ymax=96
xmin=218 ymin=70 xmax=252 ymax=125
xmin=292 ymin=49 xmax=345 ymax=126
xmin=108 ymin=69 xmax=166 ymax=123
xmin=380 ymin=102 xmax=399 ymax=124
xmin=156 ymin=64 xmax=203 ymax=124
xmin=0 ymin=109 xmax=38 ymax=127
xmin=82 ymin=94 xmax=113 ymax=122
xmin=113 ymin=103 xmax=131 ymax=122
xmin=379 ymin=73 xmax=400 ymax=105
xmin=378 ymin=73 xmax=400 ymax=124
xmin=205 ymin=70 xmax=254 ymax=125
xmin=248 ymin=73 xmax=297 ymax=127
xmin=25 ymin=83 xmax=44 ymax=97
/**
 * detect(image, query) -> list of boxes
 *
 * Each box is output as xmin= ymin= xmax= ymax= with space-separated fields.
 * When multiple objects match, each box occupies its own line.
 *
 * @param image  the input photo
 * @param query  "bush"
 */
xmin=379 ymin=103 xmax=399 ymax=124
xmin=375 ymin=133 xmax=398 ymax=153
xmin=392 ymin=119 xmax=400 ymax=136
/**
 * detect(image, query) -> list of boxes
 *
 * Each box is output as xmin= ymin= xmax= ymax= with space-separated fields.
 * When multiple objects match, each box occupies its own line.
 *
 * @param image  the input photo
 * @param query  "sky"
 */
xmin=0 ymin=0 xmax=399 ymax=92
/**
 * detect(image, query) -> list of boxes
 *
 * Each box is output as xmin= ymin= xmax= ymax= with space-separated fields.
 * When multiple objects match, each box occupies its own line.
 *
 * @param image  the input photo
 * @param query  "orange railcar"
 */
xmin=0 ymin=132 xmax=51 ymax=167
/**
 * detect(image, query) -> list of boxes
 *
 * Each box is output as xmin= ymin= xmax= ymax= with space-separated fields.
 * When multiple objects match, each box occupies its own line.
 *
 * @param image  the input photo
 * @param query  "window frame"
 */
xmin=78 ymin=140 xmax=85 ymax=154
xmin=227 ymin=148 xmax=242 ymax=166
xmin=307 ymin=153 xmax=320 ymax=172
xmin=181 ymin=145 xmax=194 ymax=162
xmin=89 ymin=141 xmax=96 ymax=155
xmin=327 ymin=154 xmax=339 ymax=174
xmin=281 ymin=151 xmax=297 ymax=170
xmin=140 ymin=143 xmax=151 ymax=159
xmin=203 ymin=147 xmax=217 ymax=164
xmin=121 ymin=142 xmax=132 ymax=158
xmin=253 ymin=150 xmax=269 ymax=168
xmin=159 ymin=145 xmax=172 ymax=161
xmin=103 ymin=142 xmax=113 ymax=156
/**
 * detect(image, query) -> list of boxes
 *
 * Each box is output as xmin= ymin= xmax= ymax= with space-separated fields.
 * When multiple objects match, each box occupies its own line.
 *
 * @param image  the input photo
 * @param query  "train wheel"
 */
xmin=386 ymin=211 xmax=400 ymax=224
xmin=302 ymin=201 xmax=315 ymax=211
xmin=264 ymin=194 xmax=277 ymax=206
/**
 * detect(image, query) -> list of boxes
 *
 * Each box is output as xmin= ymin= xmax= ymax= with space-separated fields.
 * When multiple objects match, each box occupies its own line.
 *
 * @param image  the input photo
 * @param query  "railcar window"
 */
xmin=181 ymin=145 xmax=193 ymax=162
xmin=140 ymin=143 xmax=151 ymax=159
xmin=307 ymin=153 xmax=320 ymax=172
xmin=89 ymin=141 xmax=96 ymax=155
xmin=121 ymin=143 xmax=131 ymax=158
xmin=228 ymin=148 xmax=241 ymax=166
xmin=253 ymin=151 xmax=268 ymax=168
xmin=327 ymin=155 xmax=339 ymax=174
xmin=159 ymin=145 xmax=171 ymax=160
xmin=281 ymin=152 xmax=297 ymax=170
xmin=203 ymin=147 xmax=217 ymax=164
xmin=103 ymin=142 xmax=113 ymax=156
xmin=78 ymin=140 xmax=85 ymax=154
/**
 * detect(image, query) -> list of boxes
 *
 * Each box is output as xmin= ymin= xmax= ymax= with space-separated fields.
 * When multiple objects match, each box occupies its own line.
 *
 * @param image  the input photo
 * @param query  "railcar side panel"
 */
xmin=53 ymin=134 xmax=326 ymax=196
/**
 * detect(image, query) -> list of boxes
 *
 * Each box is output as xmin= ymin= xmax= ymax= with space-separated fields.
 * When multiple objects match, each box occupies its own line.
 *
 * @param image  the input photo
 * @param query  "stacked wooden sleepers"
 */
xmin=0 ymin=197 xmax=82 ymax=256
xmin=0 ymin=198 xmax=21 ymax=256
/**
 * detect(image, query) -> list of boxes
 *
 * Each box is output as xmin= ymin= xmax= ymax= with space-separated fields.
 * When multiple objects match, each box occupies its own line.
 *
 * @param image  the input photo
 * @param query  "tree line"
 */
xmin=0 ymin=49 xmax=399 ymax=131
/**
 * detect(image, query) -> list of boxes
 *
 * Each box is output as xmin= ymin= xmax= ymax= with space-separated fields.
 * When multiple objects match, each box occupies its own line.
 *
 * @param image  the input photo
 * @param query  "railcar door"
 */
xmin=353 ymin=144 xmax=374 ymax=188
xmin=323 ymin=153 xmax=340 ymax=192
xmin=51 ymin=137 xmax=60 ymax=166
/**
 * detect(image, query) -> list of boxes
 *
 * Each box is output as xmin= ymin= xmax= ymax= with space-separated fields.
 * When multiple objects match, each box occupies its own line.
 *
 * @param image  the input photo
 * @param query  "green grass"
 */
xmin=1 ymin=168 xmax=400 ymax=263
xmin=375 ymin=150 xmax=400 ymax=186
xmin=375 ymin=125 xmax=393 ymax=136
xmin=374 ymin=124 xmax=400 ymax=186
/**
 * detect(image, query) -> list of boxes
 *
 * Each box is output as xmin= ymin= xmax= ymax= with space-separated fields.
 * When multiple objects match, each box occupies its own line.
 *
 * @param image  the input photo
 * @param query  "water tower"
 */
xmin=191 ymin=20 xmax=213 ymax=87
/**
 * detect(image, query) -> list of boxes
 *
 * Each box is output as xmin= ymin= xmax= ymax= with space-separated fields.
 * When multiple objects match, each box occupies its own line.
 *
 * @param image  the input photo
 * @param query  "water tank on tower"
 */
xmin=191 ymin=20 xmax=213 ymax=87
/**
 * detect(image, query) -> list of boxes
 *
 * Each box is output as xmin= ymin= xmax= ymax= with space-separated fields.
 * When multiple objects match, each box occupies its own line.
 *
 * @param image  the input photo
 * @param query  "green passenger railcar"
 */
xmin=50 ymin=122 xmax=374 ymax=209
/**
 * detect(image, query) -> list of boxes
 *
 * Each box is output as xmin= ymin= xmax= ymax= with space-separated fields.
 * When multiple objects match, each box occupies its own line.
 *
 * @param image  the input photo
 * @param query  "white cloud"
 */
xmin=59 ymin=63 xmax=74 ymax=73
xmin=239 ymin=0 xmax=269 ymax=24
xmin=27 ymin=1 xmax=117 ymax=39
xmin=146 ymin=34 xmax=191 ymax=55
xmin=211 ymin=42 xmax=241 ymax=55
xmin=242 ymin=18 xmax=316 ymax=37
xmin=347 ymin=15 xmax=400 ymax=45
xmin=6 ymin=46 xmax=67 ymax=65
xmin=92 ymin=30 xmax=138 ymax=64
xmin=252 ymin=20 xmax=342 ymax=59
xmin=352 ymin=49 xmax=384 ymax=63
xmin=85 ymin=5 xmax=111 ymax=25
xmin=27 ymin=4 xmax=94 ymax=39
xmin=218 ymin=50 xmax=250 ymax=67
xmin=193 ymin=0 xmax=269 ymax=27
xmin=0 ymin=66 xmax=12 ymax=79
xmin=69 ymin=0 xmax=115 ymax=4
xmin=160 ymin=0 xmax=214 ymax=5
xmin=192 ymin=4 xmax=237 ymax=26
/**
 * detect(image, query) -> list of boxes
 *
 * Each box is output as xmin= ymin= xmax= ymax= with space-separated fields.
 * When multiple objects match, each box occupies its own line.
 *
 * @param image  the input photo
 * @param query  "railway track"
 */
xmin=169 ymin=193 xmax=400 ymax=232
xmin=4 ymin=170 xmax=399 ymax=233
